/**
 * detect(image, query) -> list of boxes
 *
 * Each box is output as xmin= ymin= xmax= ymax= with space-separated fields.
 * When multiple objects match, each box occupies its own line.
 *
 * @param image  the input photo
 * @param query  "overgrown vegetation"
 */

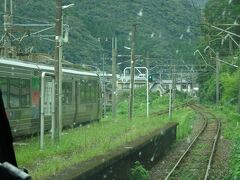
xmin=198 ymin=0 xmax=240 ymax=104
xmin=208 ymin=105 xmax=240 ymax=178
xmin=129 ymin=161 xmax=149 ymax=180
xmin=176 ymin=109 xmax=196 ymax=140
xmin=195 ymin=1 xmax=240 ymax=177
xmin=15 ymin=89 xmax=194 ymax=179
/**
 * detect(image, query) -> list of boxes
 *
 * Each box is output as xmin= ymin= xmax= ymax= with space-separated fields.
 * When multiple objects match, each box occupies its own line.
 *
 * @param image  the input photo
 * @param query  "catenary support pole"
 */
xmin=169 ymin=86 xmax=172 ymax=120
xmin=112 ymin=37 xmax=117 ymax=119
xmin=216 ymin=52 xmax=220 ymax=104
xmin=173 ymin=64 xmax=176 ymax=99
xmin=3 ymin=0 xmax=13 ymax=57
xmin=54 ymin=0 xmax=62 ymax=142
xmin=102 ymin=54 xmax=106 ymax=117
xmin=51 ymin=78 xmax=55 ymax=140
xmin=238 ymin=73 xmax=240 ymax=113
xmin=129 ymin=24 xmax=137 ymax=120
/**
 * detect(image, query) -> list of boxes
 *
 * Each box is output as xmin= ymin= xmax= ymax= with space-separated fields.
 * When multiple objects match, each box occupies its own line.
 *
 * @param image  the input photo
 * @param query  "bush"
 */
xmin=129 ymin=161 xmax=149 ymax=180
xmin=229 ymin=137 xmax=240 ymax=179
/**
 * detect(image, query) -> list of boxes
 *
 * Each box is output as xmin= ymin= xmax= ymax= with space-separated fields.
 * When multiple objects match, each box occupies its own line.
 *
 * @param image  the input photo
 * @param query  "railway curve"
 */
xmin=150 ymin=104 xmax=221 ymax=179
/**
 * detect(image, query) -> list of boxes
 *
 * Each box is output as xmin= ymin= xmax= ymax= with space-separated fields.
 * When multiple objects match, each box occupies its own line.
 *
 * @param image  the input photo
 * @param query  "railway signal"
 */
xmin=148 ymin=75 xmax=153 ymax=82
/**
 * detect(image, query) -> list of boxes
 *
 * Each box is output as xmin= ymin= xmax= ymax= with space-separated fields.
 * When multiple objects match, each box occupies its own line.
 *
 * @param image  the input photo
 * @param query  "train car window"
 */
xmin=9 ymin=78 xmax=20 ymax=108
xmin=84 ymin=82 xmax=89 ymax=102
xmin=97 ymin=82 xmax=100 ymax=99
xmin=182 ymin=84 xmax=187 ymax=90
xmin=80 ymin=82 xmax=85 ymax=102
xmin=0 ymin=78 xmax=8 ymax=108
xmin=89 ymin=83 xmax=93 ymax=102
xmin=63 ymin=82 xmax=72 ymax=104
xmin=20 ymin=79 xmax=31 ymax=107
xmin=92 ymin=81 xmax=97 ymax=101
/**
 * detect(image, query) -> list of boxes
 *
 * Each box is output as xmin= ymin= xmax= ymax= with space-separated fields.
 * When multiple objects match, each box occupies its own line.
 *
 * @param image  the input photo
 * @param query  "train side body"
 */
xmin=0 ymin=58 xmax=102 ymax=138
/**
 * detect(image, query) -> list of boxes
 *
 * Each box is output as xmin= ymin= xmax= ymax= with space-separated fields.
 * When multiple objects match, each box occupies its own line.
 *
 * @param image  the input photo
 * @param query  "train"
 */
xmin=0 ymin=56 xmax=102 ymax=138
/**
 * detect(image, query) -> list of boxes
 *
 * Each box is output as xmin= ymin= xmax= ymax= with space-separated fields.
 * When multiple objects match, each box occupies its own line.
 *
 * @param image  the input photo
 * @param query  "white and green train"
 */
xmin=0 ymin=57 xmax=102 ymax=138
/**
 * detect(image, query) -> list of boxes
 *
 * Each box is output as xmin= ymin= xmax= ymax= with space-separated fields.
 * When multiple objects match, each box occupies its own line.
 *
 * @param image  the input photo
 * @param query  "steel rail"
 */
xmin=164 ymin=106 xmax=208 ymax=180
xmin=204 ymin=119 xmax=221 ymax=180
xmin=164 ymin=104 xmax=220 ymax=180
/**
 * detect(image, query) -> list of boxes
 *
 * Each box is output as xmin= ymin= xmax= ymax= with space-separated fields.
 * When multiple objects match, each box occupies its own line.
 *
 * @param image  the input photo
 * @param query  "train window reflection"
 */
xmin=63 ymin=82 xmax=72 ymax=104
xmin=10 ymin=78 xmax=20 ymax=108
xmin=21 ymin=79 xmax=31 ymax=107
xmin=80 ymin=82 xmax=86 ymax=101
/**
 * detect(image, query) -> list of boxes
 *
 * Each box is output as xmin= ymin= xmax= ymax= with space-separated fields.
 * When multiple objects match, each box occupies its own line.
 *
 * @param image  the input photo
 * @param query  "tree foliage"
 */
xmin=197 ymin=0 xmax=240 ymax=103
xmin=0 ymin=0 xmax=202 ymax=71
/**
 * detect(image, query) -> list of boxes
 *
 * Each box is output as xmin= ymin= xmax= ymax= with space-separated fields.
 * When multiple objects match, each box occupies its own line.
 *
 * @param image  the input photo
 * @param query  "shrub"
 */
xmin=129 ymin=161 xmax=149 ymax=180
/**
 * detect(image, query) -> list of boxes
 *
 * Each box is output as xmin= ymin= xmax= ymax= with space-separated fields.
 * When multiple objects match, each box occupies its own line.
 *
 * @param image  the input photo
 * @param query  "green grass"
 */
xmin=15 ymin=90 xmax=195 ymax=179
xmin=174 ymin=108 xmax=197 ymax=140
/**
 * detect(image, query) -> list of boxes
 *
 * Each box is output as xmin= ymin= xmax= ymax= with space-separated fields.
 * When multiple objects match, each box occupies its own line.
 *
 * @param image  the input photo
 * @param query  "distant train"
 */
xmin=0 ymin=57 xmax=102 ymax=138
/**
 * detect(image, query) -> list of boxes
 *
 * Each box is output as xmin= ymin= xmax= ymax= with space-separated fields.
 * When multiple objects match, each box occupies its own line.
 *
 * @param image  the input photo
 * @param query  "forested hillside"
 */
xmin=0 ymin=0 xmax=203 ymax=71
xmin=197 ymin=0 xmax=240 ymax=103
xmin=198 ymin=1 xmax=240 ymax=178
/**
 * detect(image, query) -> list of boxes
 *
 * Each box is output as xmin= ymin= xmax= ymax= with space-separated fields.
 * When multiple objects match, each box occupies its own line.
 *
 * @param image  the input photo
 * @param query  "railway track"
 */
xmin=150 ymin=101 xmax=193 ymax=116
xmin=150 ymin=104 xmax=220 ymax=180
xmin=163 ymin=104 xmax=221 ymax=179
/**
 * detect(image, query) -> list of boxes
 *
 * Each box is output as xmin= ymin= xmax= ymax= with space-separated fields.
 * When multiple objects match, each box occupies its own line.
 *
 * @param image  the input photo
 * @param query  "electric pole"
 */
xmin=112 ymin=37 xmax=117 ymax=119
xmin=3 ymin=0 xmax=13 ymax=57
xmin=159 ymin=69 xmax=162 ymax=84
xmin=169 ymin=66 xmax=173 ymax=120
xmin=238 ymin=71 xmax=240 ymax=113
xmin=229 ymin=38 xmax=233 ymax=55
xmin=145 ymin=51 xmax=150 ymax=70
xmin=169 ymin=86 xmax=172 ymax=120
xmin=129 ymin=24 xmax=137 ymax=120
xmin=54 ymin=0 xmax=63 ymax=142
xmin=180 ymin=70 xmax=183 ymax=92
xmin=216 ymin=52 xmax=220 ymax=104
xmin=102 ymin=54 xmax=106 ymax=117
xmin=173 ymin=64 xmax=176 ymax=99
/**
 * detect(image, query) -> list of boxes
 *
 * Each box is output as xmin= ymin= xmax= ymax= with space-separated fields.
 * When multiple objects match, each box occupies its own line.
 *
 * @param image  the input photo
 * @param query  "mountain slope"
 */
xmin=0 ymin=0 xmax=202 ymax=70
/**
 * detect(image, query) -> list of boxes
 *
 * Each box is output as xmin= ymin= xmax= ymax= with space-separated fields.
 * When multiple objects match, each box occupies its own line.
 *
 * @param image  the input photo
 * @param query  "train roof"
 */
xmin=0 ymin=57 xmax=98 ymax=77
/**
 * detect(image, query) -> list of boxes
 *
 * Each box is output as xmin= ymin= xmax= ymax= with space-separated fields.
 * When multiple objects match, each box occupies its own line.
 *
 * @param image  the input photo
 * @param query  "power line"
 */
xmin=14 ymin=15 xmax=51 ymax=24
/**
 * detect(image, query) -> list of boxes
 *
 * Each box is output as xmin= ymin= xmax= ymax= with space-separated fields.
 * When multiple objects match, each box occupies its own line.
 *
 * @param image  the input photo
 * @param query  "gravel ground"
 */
xmin=209 ymin=132 xmax=232 ymax=179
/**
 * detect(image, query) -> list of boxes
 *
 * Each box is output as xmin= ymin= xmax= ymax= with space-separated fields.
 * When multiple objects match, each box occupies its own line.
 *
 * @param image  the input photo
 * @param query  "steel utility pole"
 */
xmin=102 ymin=54 xmax=106 ymax=117
xmin=238 ymin=73 xmax=240 ymax=113
xmin=169 ymin=67 xmax=173 ymax=120
xmin=54 ymin=0 xmax=63 ymax=142
xmin=180 ymin=70 xmax=183 ymax=92
xmin=112 ymin=37 xmax=117 ymax=119
xmin=129 ymin=24 xmax=137 ymax=120
xmin=216 ymin=52 xmax=220 ymax=104
xmin=173 ymin=64 xmax=176 ymax=99
xmin=3 ymin=0 xmax=13 ymax=57
xmin=169 ymin=86 xmax=172 ymax=120
xmin=145 ymin=51 xmax=150 ymax=70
